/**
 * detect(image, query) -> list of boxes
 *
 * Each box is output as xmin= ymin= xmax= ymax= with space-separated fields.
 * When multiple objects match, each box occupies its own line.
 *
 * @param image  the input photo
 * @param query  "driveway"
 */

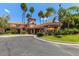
xmin=0 ymin=36 xmax=79 ymax=56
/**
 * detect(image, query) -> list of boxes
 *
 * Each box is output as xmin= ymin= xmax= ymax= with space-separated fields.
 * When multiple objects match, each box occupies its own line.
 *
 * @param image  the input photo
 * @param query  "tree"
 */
xmin=26 ymin=13 xmax=31 ymax=25
xmin=2 ymin=14 xmax=10 ymax=23
xmin=67 ymin=6 xmax=79 ymax=14
xmin=26 ymin=13 xmax=31 ymax=18
xmin=52 ymin=16 xmax=56 ymax=22
xmin=58 ymin=4 xmax=67 ymax=22
xmin=45 ymin=7 xmax=55 ymax=23
xmin=29 ymin=7 xmax=34 ymax=17
xmin=0 ymin=15 xmax=9 ymax=28
xmin=21 ymin=3 xmax=27 ymax=24
xmin=62 ymin=5 xmax=79 ymax=28
xmin=60 ymin=8 xmax=77 ymax=29
xmin=57 ymin=4 xmax=69 ymax=29
xmin=63 ymin=12 xmax=73 ymax=28
xmin=69 ymin=12 xmax=79 ymax=28
xmin=38 ymin=10 xmax=44 ymax=24
xmin=46 ymin=7 xmax=55 ymax=13
xmin=57 ymin=4 xmax=75 ymax=28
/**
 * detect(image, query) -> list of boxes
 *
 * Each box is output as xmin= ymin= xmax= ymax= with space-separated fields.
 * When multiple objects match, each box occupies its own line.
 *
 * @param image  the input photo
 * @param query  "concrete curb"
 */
xmin=0 ymin=34 xmax=34 ymax=38
xmin=34 ymin=35 xmax=79 ymax=46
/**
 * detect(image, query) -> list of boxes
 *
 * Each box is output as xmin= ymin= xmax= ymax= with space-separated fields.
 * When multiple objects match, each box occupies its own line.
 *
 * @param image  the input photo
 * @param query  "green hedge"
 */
xmin=11 ymin=29 xmax=18 ymax=34
xmin=20 ymin=30 xmax=27 ymax=34
xmin=62 ymin=28 xmax=79 ymax=35
xmin=36 ymin=32 xmax=44 ymax=37
xmin=48 ymin=31 xmax=53 ymax=35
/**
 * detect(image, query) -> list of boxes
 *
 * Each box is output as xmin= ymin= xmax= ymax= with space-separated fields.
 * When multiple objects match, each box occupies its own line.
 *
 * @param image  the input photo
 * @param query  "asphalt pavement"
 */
xmin=0 ymin=36 xmax=79 ymax=56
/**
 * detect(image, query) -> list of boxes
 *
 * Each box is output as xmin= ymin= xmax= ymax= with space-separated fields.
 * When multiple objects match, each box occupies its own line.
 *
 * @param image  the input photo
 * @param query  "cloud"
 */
xmin=4 ymin=9 xmax=10 ymax=14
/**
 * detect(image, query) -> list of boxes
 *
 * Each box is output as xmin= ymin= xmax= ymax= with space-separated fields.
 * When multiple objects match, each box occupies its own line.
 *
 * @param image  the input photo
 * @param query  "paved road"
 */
xmin=0 ymin=36 xmax=79 ymax=56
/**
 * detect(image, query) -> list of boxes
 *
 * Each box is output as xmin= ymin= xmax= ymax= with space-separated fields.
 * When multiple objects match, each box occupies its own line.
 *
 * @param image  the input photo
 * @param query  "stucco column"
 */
xmin=33 ymin=29 xmax=35 ymax=34
xmin=30 ymin=29 xmax=32 ymax=34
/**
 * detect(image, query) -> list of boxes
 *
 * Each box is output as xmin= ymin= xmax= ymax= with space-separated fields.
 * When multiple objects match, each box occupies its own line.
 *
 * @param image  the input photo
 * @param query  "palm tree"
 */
xmin=62 ymin=5 xmax=79 ymax=28
xmin=45 ymin=7 xmax=55 ymax=23
xmin=58 ymin=4 xmax=67 ymax=22
xmin=29 ymin=7 xmax=34 ymax=17
xmin=46 ymin=7 xmax=55 ymax=13
xmin=57 ymin=4 xmax=73 ymax=28
xmin=60 ymin=7 xmax=77 ymax=28
xmin=20 ymin=3 xmax=27 ymax=24
xmin=26 ymin=13 xmax=31 ymax=25
xmin=72 ymin=14 xmax=79 ymax=27
xmin=63 ymin=12 xmax=72 ymax=28
xmin=67 ymin=6 xmax=79 ymax=14
xmin=0 ymin=15 xmax=9 ymax=29
xmin=0 ymin=17 xmax=4 ymax=28
xmin=2 ymin=14 xmax=10 ymax=23
xmin=38 ymin=10 xmax=44 ymax=24
xmin=26 ymin=13 xmax=31 ymax=18
xmin=59 ymin=3 xmax=61 ymax=8
xmin=52 ymin=16 xmax=56 ymax=22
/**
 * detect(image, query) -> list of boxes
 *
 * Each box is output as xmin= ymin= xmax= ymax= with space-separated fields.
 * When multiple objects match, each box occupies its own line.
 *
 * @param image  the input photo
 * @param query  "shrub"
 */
xmin=10 ymin=29 xmax=18 ymax=34
xmin=20 ymin=30 xmax=27 ymax=34
xmin=36 ymin=32 xmax=44 ymax=37
xmin=0 ymin=32 xmax=4 ymax=35
xmin=5 ymin=30 xmax=11 ymax=34
xmin=54 ymin=30 xmax=62 ymax=35
xmin=73 ymin=28 xmax=79 ymax=34
xmin=27 ymin=30 xmax=30 ymax=33
xmin=62 ymin=28 xmax=79 ymax=35
xmin=47 ymin=31 xmax=53 ymax=35
xmin=62 ymin=29 xmax=71 ymax=35
xmin=54 ymin=30 xmax=63 ymax=38
xmin=55 ymin=35 xmax=62 ymax=38
xmin=62 ymin=28 xmax=74 ymax=35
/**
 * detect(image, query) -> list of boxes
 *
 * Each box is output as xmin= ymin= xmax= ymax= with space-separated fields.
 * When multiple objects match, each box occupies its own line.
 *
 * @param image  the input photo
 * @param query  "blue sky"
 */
xmin=0 ymin=3 xmax=79 ymax=24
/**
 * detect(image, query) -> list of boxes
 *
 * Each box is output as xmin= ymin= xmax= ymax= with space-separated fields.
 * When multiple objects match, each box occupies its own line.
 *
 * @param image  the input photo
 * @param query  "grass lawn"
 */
xmin=41 ymin=35 xmax=79 ymax=43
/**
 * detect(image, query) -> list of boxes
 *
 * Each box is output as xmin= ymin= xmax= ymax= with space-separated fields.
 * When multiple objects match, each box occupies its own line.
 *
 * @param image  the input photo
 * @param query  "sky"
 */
xmin=0 ymin=3 xmax=79 ymax=24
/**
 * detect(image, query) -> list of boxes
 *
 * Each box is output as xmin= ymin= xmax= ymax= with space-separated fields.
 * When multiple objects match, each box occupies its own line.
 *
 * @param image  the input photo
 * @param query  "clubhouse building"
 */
xmin=0 ymin=17 xmax=62 ymax=34
xmin=26 ymin=18 xmax=62 ymax=34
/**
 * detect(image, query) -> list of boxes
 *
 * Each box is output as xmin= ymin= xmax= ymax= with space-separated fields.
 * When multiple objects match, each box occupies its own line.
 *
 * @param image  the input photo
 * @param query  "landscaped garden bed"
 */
xmin=41 ymin=35 xmax=79 ymax=43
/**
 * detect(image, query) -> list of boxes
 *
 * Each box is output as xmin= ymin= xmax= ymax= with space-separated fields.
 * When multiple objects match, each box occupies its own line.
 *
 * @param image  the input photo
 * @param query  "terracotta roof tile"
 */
xmin=27 ymin=22 xmax=62 ymax=29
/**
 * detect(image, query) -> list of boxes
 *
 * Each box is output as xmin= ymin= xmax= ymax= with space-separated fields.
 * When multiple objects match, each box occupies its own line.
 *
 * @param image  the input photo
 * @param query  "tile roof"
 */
xmin=27 ymin=22 xmax=62 ymax=29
